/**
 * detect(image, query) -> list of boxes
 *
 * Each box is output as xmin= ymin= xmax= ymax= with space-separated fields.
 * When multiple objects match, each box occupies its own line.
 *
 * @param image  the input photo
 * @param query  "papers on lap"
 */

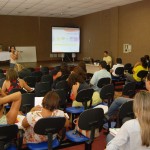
xmin=34 ymin=97 xmax=44 ymax=106
xmin=93 ymin=105 xmax=108 ymax=114
xmin=15 ymin=115 xmax=25 ymax=129
xmin=109 ymin=128 xmax=120 ymax=136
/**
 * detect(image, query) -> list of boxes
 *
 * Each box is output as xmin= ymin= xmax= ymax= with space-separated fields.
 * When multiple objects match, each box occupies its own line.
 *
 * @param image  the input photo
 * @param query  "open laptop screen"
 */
xmin=34 ymin=97 xmax=44 ymax=106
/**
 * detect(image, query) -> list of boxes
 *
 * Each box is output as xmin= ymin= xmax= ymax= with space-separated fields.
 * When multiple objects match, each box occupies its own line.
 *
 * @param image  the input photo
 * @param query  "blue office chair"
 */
xmin=0 ymin=124 xmax=18 ymax=150
xmin=66 ymin=108 xmax=104 ymax=150
xmin=27 ymin=117 xmax=66 ymax=150
xmin=66 ymin=88 xmax=94 ymax=129
xmin=136 ymin=70 xmax=148 ymax=90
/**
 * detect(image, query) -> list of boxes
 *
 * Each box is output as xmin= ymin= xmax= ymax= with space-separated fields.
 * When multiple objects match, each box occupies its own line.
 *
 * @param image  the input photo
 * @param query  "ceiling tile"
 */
xmin=0 ymin=0 xmax=143 ymax=18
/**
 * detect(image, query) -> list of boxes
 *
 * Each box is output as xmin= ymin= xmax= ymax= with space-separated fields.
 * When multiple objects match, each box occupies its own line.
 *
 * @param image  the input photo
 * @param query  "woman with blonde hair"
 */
xmin=106 ymin=91 xmax=150 ymax=149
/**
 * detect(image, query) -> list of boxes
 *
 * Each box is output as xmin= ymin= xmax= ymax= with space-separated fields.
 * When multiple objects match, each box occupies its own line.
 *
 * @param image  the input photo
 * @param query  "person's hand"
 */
xmin=30 ymin=105 xmax=42 ymax=112
xmin=0 ymin=88 xmax=6 ymax=97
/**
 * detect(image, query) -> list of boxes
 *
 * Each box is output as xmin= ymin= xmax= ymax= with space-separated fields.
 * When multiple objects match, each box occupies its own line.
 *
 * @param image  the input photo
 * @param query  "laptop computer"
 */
xmin=34 ymin=97 xmax=44 ymax=106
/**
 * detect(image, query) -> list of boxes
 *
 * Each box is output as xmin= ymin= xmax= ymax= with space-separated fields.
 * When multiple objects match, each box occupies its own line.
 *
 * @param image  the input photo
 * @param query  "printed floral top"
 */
xmin=23 ymin=109 xmax=66 ymax=143
xmin=0 ymin=115 xmax=7 ymax=124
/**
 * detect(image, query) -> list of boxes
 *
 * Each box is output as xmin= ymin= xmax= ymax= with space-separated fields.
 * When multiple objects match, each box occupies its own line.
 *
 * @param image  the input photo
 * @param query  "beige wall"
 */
xmin=118 ymin=0 xmax=150 ymax=64
xmin=73 ymin=10 xmax=111 ymax=61
xmin=0 ymin=15 xmax=72 ymax=61
xmin=73 ymin=0 xmax=150 ymax=65
xmin=0 ymin=0 xmax=150 ymax=64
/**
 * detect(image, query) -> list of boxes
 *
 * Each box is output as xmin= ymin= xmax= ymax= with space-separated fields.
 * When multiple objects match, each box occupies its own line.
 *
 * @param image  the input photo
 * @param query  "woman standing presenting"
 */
xmin=10 ymin=45 xmax=18 ymax=68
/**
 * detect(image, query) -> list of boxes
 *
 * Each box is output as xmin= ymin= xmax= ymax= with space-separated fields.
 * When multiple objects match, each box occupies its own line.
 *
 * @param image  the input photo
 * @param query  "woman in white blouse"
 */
xmin=106 ymin=91 xmax=150 ymax=150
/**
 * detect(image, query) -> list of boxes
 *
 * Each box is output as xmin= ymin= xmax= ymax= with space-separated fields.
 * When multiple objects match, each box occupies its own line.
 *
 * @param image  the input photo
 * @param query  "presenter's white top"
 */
xmin=10 ymin=51 xmax=18 ymax=64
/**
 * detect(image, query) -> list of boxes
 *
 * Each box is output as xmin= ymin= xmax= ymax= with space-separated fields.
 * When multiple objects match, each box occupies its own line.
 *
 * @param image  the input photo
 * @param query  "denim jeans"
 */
xmin=10 ymin=63 xmax=15 ymax=68
xmin=107 ymin=97 xmax=132 ymax=117
xmin=106 ymin=133 xmax=115 ymax=144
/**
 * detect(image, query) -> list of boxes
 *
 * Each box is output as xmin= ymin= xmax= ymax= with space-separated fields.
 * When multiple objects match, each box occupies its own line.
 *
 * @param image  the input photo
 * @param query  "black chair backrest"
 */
xmin=55 ymin=80 xmax=69 ymax=91
xmin=24 ymin=76 xmax=36 ymax=87
xmin=122 ymin=82 xmax=136 ymax=98
xmin=49 ymin=69 xmax=59 ymax=76
xmin=100 ymin=84 xmax=114 ymax=107
xmin=118 ymin=101 xmax=134 ymax=126
xmin=41 ymin=74 xmax=53 ymax=84
xmin=86 ymin=73 xmax=93 ymax=84
xmin=54 ymin=66 xmax=61 ymax=70
xmin=115 ymin=67 xmax=124 ymax=76
xmin=76 ymin=88 xmax=94 ymax=109
xmin=137 ymin=70 xmax=148 ymax=80
xmin=35 ymin=82 xmax=51 ymax=97
xmin=40 ymin=67 xmax=49 ymax=75
xmin=78 ymin=108 xmax=104 ymax=141
xmin=124 ymin=63 xmax=132 ymax=71
xmin=21 ymin=93 xmax=36 ymax=114
xmin=18 ymin=69 xmax=31 ymax=79
xmin=0 ymin=124 xmax=18 ymax=142
xmin=97 ymin=78 xmax=111 ymax=88
xmin=34 ymin=117 xmax=66 ymax=135
xmin=31 ymin=71 xmax=43 ymax=82
xmin=106 ymin=65 xmax=111 ymax=72
xmin=0 ymin=73 xmax=5 ymax=79
xmin=34 ymin=117 xmax=65 ymax=150
xmin=27 ymin=67 xmax=35 ymax=72
xmin=60 ymin=74 xmax=69 ymax=81
xmin=86 ymin=73 xmax=93 ymax=79
xmin=0 ymin=69 xmax=3 ymax=73
xmin=53 ymin=89 xmax=67 ymax=109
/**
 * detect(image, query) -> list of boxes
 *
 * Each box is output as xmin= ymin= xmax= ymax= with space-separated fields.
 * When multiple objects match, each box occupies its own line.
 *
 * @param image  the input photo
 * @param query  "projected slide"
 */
xmin=52 ymin=27 xmax=80 ymax=53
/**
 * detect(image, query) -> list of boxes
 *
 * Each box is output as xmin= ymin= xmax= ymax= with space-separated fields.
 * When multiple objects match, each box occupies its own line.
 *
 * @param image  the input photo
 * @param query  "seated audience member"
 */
xmin=134 ymin=55 xmax=149 ymax=68
xmin=78 ymin=61 xmax=87 ymax=73
xmin=22 ymin=91 xmax=69 ymax=144
xmin=106 ymin=73 xmax=150 ymax=119
xmin=72 ymin=66 xmax=87 ymax=81
xmin=0 ymin=92 xmax=21 ymax=124
xmin=103 ymin=51 xmax=112 ymax=67
xmin=110 ymin=58 xmax=124 ymax=77
xmin=53 ymin=62 xmax=70 ymax=80
xmin=14 ymin=63 xmax=31 ymax=79
xmin=90 ymin=61 xmax=111 ymax=92
xmin=2 ymin=68 xmax=33 ymax=95
xmin=68 ymin=73 xmax=101 ymax=107
xmin=126 ymin=57 xmax=148 ymax=82
xmin=72 ymin=66 xmax=101 ymax=103
xmin=106 ymin=91 xmax=150 ymax=149
xmin=52 ymin=62 xmax=70 ymax=88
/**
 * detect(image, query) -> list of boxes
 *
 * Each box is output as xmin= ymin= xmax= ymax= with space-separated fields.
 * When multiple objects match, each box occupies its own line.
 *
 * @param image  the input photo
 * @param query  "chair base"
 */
xmin=66 ymin=130 xmax=89 ymax=143
xmin=27 ymin=138 xmax=59 ymax=150
xmin=65 ymin=107 xmax=84 ymax=114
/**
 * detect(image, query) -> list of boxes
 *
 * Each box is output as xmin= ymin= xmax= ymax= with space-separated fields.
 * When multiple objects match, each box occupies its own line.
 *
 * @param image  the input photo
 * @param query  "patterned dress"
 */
xmin=23 ymin=109 xmax=66 ymax=143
